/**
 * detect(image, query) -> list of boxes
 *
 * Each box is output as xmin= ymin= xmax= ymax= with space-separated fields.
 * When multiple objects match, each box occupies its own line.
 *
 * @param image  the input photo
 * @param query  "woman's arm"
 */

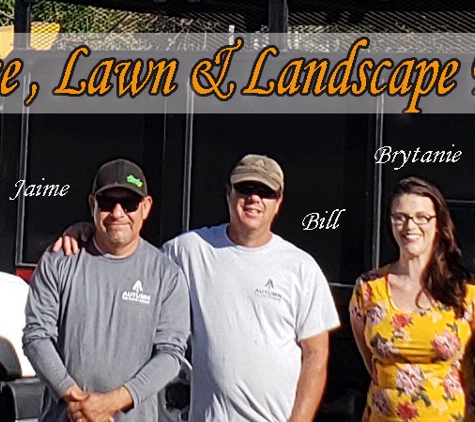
xmin=349 ymin=310 xmax=373 ymax=376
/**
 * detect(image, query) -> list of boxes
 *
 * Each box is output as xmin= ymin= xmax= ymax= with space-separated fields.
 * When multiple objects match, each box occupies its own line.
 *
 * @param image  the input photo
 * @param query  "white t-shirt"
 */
xmin=162 ymin=224 xmax=340 ymax=422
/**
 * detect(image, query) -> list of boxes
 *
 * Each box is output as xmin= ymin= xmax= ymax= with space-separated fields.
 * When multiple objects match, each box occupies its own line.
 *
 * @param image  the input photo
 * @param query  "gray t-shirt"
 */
xmin=162 ymin=224 xmax=340 ymax=422
xmin=23 ymin=238 xmax=190 ymax=422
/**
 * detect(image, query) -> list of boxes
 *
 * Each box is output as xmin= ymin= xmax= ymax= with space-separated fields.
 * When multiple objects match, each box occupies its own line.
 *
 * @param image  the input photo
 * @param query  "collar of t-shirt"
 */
xmin=92 ymin=236 xmax=140 ymax=260
xmin=222 ymin=224 xmax=278 ymax=254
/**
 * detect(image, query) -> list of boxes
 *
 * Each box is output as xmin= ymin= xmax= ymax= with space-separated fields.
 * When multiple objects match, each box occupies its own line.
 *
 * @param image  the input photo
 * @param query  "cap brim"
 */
xmin=230 ymin=174 xmax=280 ymax=192
xmin=94 ymin=183 xmax=146 ymax=197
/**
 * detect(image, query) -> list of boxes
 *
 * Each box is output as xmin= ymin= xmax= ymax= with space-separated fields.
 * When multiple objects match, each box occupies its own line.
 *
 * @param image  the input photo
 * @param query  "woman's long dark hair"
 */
xmin=390 ymin=177 xmax=469 ymax=318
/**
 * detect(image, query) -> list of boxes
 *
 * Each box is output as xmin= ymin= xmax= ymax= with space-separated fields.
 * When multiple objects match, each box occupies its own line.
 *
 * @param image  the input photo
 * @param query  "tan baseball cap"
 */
xmin=230 ymin=154 xmax=284 ymax=192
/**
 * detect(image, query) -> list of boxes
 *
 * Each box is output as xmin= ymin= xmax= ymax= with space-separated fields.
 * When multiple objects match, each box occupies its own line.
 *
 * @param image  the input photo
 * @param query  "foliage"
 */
xmin=32 ymin=2 xmax=102 ymax=33
xmin=0 ymin=0 xmax=215 ymax=34
xmin=0 ymin=0 xmax=14 ymax=26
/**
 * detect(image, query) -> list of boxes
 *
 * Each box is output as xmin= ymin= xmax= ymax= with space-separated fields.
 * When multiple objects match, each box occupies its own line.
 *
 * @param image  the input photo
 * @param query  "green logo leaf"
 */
xmin=127 ymin=174 xmax=143 ymax=188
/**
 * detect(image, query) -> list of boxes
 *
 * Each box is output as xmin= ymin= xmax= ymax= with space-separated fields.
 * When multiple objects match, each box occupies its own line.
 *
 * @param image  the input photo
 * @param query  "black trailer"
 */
xmin=2 ymin=0 xmax=475 ymax=421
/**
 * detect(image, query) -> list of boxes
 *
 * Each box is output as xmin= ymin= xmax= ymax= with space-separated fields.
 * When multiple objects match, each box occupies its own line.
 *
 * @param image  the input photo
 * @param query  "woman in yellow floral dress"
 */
xmin=350 ymin=177 xmax=475 ymax=422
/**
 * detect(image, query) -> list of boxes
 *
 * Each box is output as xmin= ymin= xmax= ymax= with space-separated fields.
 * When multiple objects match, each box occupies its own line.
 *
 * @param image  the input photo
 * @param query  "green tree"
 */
xmin=0 ymin=0 xmax=14 ymax=26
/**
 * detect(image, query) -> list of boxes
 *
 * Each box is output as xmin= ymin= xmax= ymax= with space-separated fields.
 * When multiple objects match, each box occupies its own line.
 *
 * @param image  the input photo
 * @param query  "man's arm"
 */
xmin=124 ymin=269 xmax=190 ymax=407
xmin=51 ymin=222 xmax=94 ymax=255
xmin=23 ymin=251 xmax=117 ymax=422
xmin=288 ymin=332 xmax=329 ymax=422
xmin=289 ymin=257 xmax=340 ymax=422
xmin=22 ymin=251 xmax=78 ymax=401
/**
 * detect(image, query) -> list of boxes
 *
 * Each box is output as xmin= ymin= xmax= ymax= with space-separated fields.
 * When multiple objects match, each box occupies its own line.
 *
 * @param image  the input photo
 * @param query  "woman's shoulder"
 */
xmin=357 ymin=265 xmax=390 ymax=285
xmin=353 ymin=265 xmax=390 ymax=300
xmin=351 ymin=266 xmax=391 ymax=311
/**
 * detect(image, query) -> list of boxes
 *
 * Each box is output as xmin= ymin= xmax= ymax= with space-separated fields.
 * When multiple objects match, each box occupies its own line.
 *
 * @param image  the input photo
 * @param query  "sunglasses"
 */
xmin=233 ymin=183 xmax=280 ymax=199
xmin=96 ymin=194 xmax=143 ymax=213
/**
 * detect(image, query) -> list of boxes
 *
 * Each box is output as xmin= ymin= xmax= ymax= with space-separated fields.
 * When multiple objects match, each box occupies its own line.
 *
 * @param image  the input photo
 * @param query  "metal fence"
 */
xmin=17 ymin=0 xmax=475 ymax=51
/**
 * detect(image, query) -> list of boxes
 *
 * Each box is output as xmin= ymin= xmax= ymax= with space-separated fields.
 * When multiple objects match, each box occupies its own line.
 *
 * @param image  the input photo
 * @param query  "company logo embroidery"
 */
xmin=255 ymin=278 xmax=282 ymax=301
xmin=122 ymin=280 xmax=151 ymax=305
xmin=265 ymin=279 xmax=274 ymax=289
xmin=126 ymin=174 xmax=143 ymax=188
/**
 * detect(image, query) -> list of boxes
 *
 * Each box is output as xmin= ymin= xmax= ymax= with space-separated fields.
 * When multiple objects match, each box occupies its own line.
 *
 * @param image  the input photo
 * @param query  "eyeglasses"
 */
xmin=96 ymin=194 xmax=143 ymax=213
xmin=233 ymin=183 xmax=280 ymax=199
xmin=390 ymin=213 xmax=436 ymax=226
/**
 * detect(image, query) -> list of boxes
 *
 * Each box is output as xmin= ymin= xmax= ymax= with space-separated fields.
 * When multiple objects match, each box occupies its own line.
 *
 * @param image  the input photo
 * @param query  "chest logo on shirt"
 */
xmin=254 ymin=279 xmax=282 ymax=301
xmin=121 ymin=280 xmax=151 ymax=305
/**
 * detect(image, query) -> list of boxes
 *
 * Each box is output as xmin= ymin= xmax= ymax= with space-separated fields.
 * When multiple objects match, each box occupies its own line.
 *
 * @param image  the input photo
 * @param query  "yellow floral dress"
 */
xmin=349 ymin=266 xmax=475 ymax=422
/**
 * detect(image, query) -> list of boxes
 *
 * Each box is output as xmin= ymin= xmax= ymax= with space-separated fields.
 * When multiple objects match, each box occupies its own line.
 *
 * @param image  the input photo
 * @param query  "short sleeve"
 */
xmin=349 ymin=277 xmax=370 ymax=323
xmin=160 ymin=238 xmax=178 ymax=263
xmin=295 ymin=261 xmax=340 ymax=341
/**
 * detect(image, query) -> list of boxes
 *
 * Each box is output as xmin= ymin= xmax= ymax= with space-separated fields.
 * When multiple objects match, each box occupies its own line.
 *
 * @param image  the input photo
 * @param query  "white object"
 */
xmin=0 ymin=271 xmax=35 ymax=377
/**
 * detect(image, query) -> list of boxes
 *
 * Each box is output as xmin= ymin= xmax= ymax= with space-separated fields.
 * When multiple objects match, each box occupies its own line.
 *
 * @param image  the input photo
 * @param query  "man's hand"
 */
xmin=63 ymin=384 xmax=88 ymax=404
xmin=67 ymin=386 xmax=132 ymax=422
xmin=51 ymin=222 xmax=94 ymax=255
xmin=63 ymin=384 xmax=101 ymax=422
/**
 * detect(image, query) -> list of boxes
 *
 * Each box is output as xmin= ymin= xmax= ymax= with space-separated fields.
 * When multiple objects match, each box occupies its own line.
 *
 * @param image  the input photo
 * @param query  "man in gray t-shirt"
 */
xmin=54 ymin=154 xmax=340 ymax=422
xmin=23 ymin=159 xmax=190 ymax=422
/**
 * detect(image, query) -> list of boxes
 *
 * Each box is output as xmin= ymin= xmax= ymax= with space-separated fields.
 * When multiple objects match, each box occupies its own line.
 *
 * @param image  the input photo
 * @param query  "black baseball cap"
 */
xmin=92 ymin=159 xmax=148 ymax=197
